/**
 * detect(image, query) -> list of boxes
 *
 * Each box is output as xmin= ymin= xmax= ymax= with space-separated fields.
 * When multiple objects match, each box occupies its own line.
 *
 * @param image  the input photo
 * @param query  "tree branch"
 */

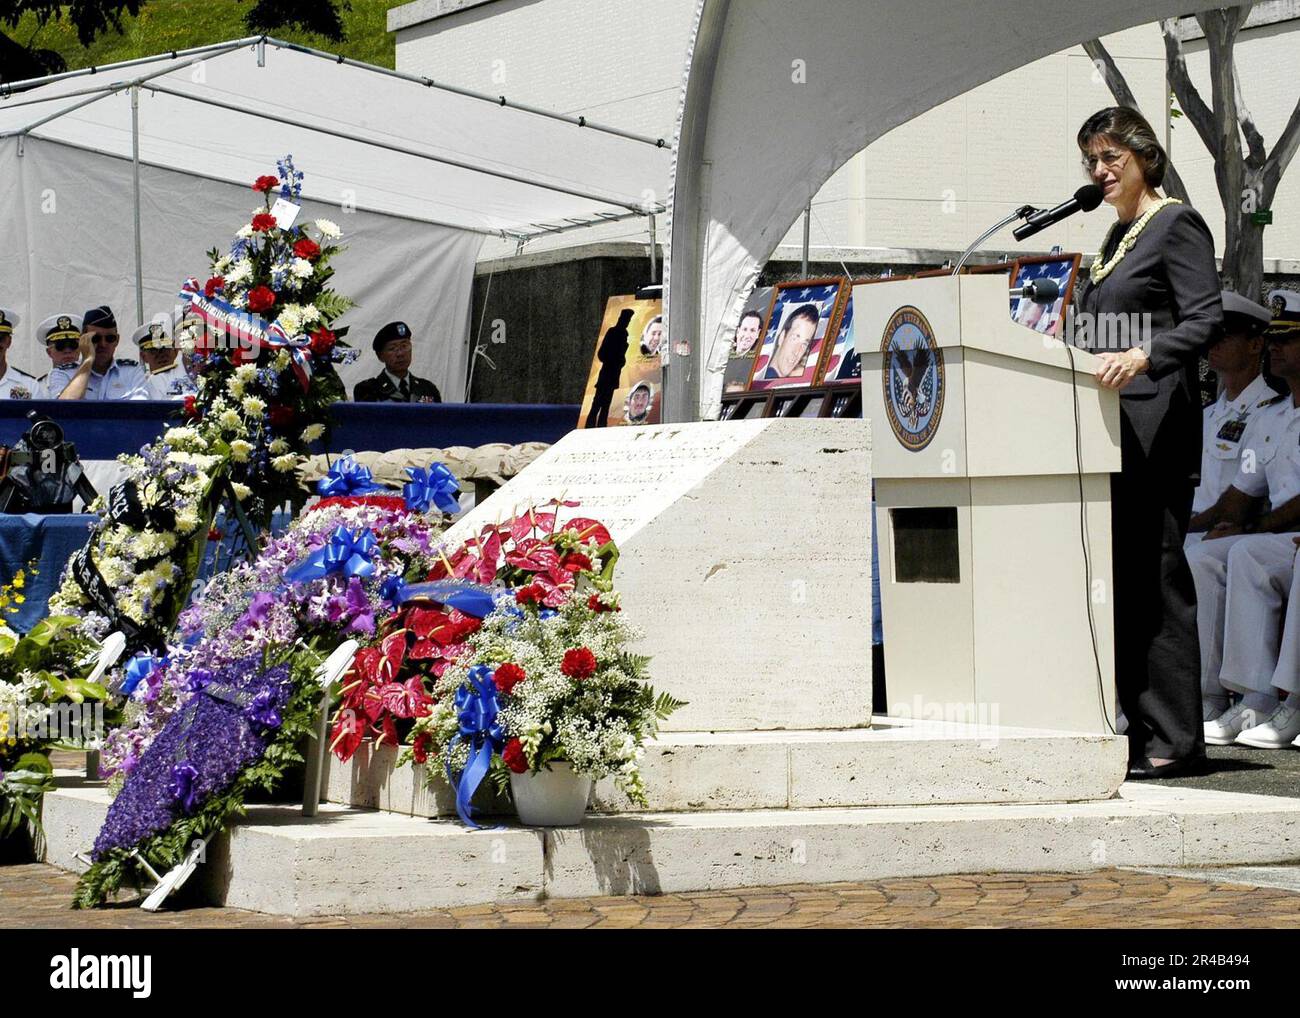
xmin=1083 ymin=36 xmax=1189 ymax=202
xmin=1234 ymin=63 xmax=1267 ymax=167
xmin=1161 ymin=18 xmax=1220 ymax=161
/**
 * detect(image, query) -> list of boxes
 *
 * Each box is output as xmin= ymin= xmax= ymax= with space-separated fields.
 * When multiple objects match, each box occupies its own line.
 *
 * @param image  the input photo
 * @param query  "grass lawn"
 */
xmin=5 ymin=0 xmax=396 ymax=76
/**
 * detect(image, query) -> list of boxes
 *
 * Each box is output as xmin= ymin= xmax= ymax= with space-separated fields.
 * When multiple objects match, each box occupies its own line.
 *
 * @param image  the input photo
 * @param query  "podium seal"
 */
xmin=881 ymin=305 xmax=945 ymax=451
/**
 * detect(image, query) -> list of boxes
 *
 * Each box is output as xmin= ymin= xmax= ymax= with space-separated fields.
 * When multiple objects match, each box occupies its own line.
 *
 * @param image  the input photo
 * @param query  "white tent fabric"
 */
xmin=0 ymin=137 xmax=479 ymax=394
xmin=663 ymin=0 xmax=1228 ymax=421
xmin=0 ymin=39 xmax=671 ymax=395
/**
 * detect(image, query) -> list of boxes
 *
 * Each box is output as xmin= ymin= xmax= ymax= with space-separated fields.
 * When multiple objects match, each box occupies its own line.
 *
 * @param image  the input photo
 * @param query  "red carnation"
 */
xmin=587 ymin=593 xmax=620 ymax=613
xmin=252 ymin=174 xmax=279 ymax=193
xmin=251 ymin=212 xmax=278 ymax=232
xmin=268 ymin=404 xmax=297 ymax=430
xmin=293 ymin=237 xmax=321 ymax=260
xmin=561 ymin=647 xmax=597 ymax=680
xmin=203 ymin=275 xmax=225 ymax=298
xmin=247 ymin=285 xmax=277 ymax=313
xmin=183 ymin=394 xmax=198 ymax=420
xmin=308 ymin=327 xmax=336 ymax=356
xmin=411 ymin=730 xmax=433 ymax=765
xmin=515 ymin=583 xmax=545 ymax=606
xmin=502 ymin=737 xmax=529 ymax=774
xmin=494 ymin=662 xmax=526 ymax=696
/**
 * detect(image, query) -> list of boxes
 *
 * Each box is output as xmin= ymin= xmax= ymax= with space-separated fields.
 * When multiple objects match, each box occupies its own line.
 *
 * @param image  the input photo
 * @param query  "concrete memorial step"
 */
xmin=40 ymin=776 xmax=1300 ymax=917
xmin=324 ymin=718 xmax=1130 ymax=817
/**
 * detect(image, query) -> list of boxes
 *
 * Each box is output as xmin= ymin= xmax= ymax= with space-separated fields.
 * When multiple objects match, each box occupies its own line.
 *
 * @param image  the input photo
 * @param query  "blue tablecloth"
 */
xmin=0 ymin=513 xmax=96 ymax=632
xmin=0 ymin=401 xmax=578 ymax=460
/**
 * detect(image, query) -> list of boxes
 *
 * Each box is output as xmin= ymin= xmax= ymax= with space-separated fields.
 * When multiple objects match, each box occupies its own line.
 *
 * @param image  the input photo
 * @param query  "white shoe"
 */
xmin=1204 ymin=702 xmax=1264 ymax=745
xmin=1235 ymin=704 xmax=1300 ymax=749
xmin=1203 ymin=701 xmax=1230 ymax=722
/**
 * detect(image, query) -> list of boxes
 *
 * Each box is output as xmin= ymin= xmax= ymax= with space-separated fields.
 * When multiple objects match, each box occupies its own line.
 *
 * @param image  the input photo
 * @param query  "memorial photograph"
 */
xmin=746 ymin=278 xmax=846 ymax=391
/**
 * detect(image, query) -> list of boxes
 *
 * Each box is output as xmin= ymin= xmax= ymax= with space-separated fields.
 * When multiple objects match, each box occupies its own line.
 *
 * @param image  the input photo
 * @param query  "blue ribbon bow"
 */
xmin=444 ymin=664 xmax=505 ymax=828
xmin=284 ymin=525 xmax=378 ymax=584
xmin=121 ymin=652 xmax=167 ymax=696
xmin=317 ymin=456 xmax=386 ymax=497
xmin=245 ymin=688 xmax=283 ymax=730
xmin=398 ymin=579 xmax=498 ymax=619
xmin=404 ymin=463 xmax=461 ymax=514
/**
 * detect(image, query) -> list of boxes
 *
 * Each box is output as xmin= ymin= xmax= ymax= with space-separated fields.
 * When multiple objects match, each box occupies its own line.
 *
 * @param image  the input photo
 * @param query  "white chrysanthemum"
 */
xmin=290 ymin=258 xmax=314 ymax=279
xmin=299 ymin=304 xmax=321 ymax=324
xmin=273 ymin=351 xmax=291 ymax=371
xmin=218 ymin=409 xmax=243 ymax=432
xmin=175 ymin=509 xmax=200 ymax=535
xmin=229 ymin=439 xmax=253 ymax=463
xmin=271 ymin=453 xmax=298 ymax=473
xmin=162 ymin=426 xmax=205 ymax=450
xmin=315 ymin=219 xmax=341 ymax=239
xmin=300 ymin=423 xmax=325 ymax=443
xmin=227 ymin=377 xmax=246 ymax=399
xmin=231 ymin=482 xmax=252 ymax=501
xmin=277 ymin=306 xmax=303 ymax=336
xmin=235 ymin=225 xmax=254 ymax=240
xmin=135 ymin=531 xmax=178 ymax=558
xmin=213 ymin=255 xmax=233 ymax=273
xmin=226 ymin=259 xmax=253 ymax=283
xmin=234 ymin=364 xmax=257 ymax=382
xmin=268 ymin=438 xmax=290 ymax=455
xmin=241 ymin=396 xmax=266 ymax=416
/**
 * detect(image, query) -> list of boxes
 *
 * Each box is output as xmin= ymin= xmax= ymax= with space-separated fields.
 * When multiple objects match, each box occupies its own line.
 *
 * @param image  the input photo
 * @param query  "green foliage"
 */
xmin=73 ymin=644 xmax=324 ymax=908
xmin=1 ymin=0 xmax=394 ymax=85
xmin=0 ymin=753 xmax=55 ymax=838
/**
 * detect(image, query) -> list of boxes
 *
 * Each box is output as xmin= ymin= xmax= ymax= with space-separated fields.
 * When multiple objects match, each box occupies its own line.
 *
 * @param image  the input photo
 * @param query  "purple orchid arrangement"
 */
xmin=98 ymin=496 xmax=450 ymax=781
xmin=92 ymin=655 xmax=292 ymax=859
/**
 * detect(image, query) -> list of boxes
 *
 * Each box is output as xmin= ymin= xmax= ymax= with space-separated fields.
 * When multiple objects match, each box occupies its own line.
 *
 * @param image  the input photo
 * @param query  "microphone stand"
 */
xmin=951 ymin=205 xmax=1038 ymax=275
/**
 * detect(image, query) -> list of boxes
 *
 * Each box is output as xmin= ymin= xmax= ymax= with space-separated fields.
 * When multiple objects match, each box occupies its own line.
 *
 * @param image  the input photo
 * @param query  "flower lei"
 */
xmin=1089 ymin=197 xmax=1182 ymax=284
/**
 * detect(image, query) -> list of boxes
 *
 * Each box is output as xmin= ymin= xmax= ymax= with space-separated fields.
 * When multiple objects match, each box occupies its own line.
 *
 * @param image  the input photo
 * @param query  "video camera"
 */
xmin=0 ymin=410 xmax=98 ymax=514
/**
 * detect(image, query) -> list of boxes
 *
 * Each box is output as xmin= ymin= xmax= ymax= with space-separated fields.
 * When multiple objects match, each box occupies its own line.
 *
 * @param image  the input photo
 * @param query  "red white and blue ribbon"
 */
xmin=178 ymin=278 xmax=314 ymax=391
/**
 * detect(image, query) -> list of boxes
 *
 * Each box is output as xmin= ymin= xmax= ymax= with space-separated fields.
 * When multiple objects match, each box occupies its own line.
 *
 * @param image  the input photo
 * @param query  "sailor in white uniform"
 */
xmin=136 ymin=318 xmax=196 ymax=400
xmin=1187 ymin=304 xmax=1300 ymax=748
xmin=49 ymin=305 xmax=151 ymax=401
xmin=0 ymin=307 xmax=38 ymax=399
xmin=34 ymin=313 xmax=83 ymax=397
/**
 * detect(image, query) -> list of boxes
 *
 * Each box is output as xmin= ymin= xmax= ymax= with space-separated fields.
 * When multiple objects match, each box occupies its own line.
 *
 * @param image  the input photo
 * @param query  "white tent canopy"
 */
xmin=0 ymin=38 xmax=671 ymax=395
xmin=662 ymin=0 xmax=1228 ymax=421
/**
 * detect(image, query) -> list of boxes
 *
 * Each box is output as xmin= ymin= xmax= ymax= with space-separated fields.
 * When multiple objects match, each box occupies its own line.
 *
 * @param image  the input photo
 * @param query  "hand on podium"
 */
xmin=1093 ymin=347 xmax=1149 ymax=389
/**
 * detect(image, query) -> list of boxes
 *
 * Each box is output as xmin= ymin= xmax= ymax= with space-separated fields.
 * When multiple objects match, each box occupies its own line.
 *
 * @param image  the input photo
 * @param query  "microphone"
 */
xmin=1012 ymin=184 xmax=1104 ymax=241
xmin=1010 ymin=278 xmax=1060 ymax=304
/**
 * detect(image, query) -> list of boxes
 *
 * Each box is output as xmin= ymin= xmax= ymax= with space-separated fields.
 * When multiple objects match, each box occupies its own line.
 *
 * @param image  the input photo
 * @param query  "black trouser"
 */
xmin=1110 ymin=420 xmax=1205 ymax=763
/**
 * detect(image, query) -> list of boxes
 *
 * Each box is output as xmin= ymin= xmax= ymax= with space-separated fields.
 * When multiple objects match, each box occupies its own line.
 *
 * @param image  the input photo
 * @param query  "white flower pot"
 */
xmin=509 ymin=762 xmax=593 ymax=826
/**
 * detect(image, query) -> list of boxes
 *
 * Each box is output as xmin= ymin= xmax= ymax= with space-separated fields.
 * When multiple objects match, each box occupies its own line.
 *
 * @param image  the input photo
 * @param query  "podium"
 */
xmin=854 ymin=275 xmax=1121 ymax=733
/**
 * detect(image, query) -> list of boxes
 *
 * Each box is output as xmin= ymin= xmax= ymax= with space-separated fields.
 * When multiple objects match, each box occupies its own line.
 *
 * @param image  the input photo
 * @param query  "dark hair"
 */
xmin=779 ymin=303 xmax=821 ymax=340
xmin=739 ymin=310 xmax=763 ymax=327
xmin=1077 ymin=106 xmax=1167 ymax=188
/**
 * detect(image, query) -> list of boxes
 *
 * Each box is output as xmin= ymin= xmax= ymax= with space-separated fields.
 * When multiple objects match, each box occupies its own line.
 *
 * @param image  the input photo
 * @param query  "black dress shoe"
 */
xmin=1126 ymin=757 xmax=1205 ymax=780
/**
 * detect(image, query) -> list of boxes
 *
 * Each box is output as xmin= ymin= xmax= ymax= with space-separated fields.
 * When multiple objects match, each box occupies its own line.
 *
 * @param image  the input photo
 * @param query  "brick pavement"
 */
xmin=4 ymin=863 xmax=1300 ymax=928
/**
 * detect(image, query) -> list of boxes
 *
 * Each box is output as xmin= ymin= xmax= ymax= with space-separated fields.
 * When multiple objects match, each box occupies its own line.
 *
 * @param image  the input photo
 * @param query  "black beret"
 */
xmin=373 ymin=321 xmax=412 ymax=352
xmin=83 ymin=305 xmax=116 ymax=330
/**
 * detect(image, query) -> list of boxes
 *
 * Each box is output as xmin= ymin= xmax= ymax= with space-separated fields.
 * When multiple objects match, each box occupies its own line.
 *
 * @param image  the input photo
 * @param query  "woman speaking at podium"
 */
xmin=1072 ymin=107 xmax=1223 ymax=780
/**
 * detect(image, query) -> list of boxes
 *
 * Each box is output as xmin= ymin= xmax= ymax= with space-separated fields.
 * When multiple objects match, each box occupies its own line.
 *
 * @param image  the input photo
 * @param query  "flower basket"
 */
xmin=509 ymin=761 xmax=592 ymax=827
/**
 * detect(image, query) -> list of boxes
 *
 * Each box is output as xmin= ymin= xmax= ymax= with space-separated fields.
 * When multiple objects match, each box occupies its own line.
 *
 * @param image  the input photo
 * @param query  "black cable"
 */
xmin=1064 ymin=340 xmax=1117 ymax=736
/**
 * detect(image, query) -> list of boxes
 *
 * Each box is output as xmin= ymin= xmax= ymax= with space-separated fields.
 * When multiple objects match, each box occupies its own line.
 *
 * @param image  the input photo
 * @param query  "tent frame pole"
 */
xmin=801 ymin=201 xmax=811 ymax=277
xmin=649 ymin=213 xmax=658 ymax=283
xmin=131 ymin=85 xmax=144 ymax=327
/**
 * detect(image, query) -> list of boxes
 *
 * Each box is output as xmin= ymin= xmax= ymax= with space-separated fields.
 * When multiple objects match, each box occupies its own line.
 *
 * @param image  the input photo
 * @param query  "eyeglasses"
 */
xmin=1081 ymin=149 xmax=1128 ymax=173
xmin=49 ymin=338 xmax=79 ymax=352
xmin=90 ymin=334 xmax=119 ymax=345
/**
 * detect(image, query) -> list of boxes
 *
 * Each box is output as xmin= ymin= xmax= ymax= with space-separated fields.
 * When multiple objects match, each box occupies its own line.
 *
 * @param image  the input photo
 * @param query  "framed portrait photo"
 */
xmin=1009 ymin=253 xmax=1081 ymax=339
xmin=962 ymin=261 xmax=1014 ymax=276
xmin=723 ymin=286 xmax=774 ymax=395
xmin=747 ymin=277 xmax=847 ymax=392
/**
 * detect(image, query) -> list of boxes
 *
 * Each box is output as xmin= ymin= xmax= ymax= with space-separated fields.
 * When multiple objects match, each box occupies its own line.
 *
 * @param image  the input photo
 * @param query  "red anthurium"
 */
xmin=329 ymin=711 xmax=365 ymax=761
xmin=558 ymin=552 xmax=594 ymax=575
xmin=376 ymin=677 xmax=433 ymax=719
xmin=378 ymin=629 xmax=408 ymax=681
xmin=505 ymin=537 xmax=561 ymax=574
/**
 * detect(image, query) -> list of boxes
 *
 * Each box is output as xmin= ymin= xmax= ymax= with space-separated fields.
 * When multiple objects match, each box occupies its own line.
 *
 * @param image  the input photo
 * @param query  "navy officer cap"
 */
xmin=83 ymin=305 xmax=117 ymax=330
xmin=373 ymin=321 xmax=412 ymax=352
